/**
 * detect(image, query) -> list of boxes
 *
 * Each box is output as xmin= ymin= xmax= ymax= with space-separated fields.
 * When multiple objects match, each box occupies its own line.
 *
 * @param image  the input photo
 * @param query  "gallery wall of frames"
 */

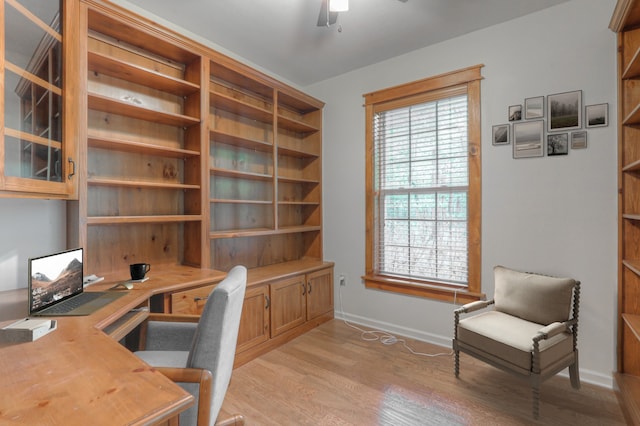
xmin=491 ymin=90 xmax=608 ymax=158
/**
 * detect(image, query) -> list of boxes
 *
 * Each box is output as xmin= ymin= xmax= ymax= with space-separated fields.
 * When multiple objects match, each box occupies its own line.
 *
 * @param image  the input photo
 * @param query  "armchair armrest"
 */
xmin=535 ymin=321 xmax=568 ymax=340
xmin=455 ymin=299 xmax=494 ymax=315
xmin=155 ymin=367 xmax=213 ymax=426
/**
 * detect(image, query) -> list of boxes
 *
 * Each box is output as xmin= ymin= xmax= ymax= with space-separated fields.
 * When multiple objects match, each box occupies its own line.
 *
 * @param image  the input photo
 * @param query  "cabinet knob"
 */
xmin=307 ymin=281 xmax=312 ymax=294
xmin=301 ymin=282 xmax=307 ymax=295
xmin=265 ymin=295 xmax=270 ymax=309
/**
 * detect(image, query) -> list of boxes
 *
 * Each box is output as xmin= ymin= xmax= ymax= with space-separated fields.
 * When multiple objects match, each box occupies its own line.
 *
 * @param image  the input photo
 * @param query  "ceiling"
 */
xmin=123 ymin=0 xmax=570 ymax=87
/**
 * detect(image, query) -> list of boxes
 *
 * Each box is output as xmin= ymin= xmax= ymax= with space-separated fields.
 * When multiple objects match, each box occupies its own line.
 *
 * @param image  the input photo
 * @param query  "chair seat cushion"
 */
xmin=135 ymin=350 xmax=189 ymax=368
xmin=457 ymin=311 xmax=573 ymax=372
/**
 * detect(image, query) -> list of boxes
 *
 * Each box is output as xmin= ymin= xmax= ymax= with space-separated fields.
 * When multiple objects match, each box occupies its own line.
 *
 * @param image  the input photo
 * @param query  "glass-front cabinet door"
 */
xmin=1 ymin=0 xmax=77 ymax=197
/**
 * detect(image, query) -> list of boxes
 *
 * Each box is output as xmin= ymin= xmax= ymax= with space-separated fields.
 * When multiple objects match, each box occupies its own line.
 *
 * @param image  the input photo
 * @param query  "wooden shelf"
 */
xmin=278 ymin=175 xmax=320 ymax=184
xmin=88 ymin=134 xmax=199 ymax=158
xmin=623 ymin=158 xmax=640 ymax=173
xmin=278 ymin=201 xmax=320 ymax=206
xmin=209 ymin=225 xmax=320 ymax=239
xmin=624 ymin=102 xmax=640 ymax=126
xmin=87 ymin=215 xmax=202 ymax=225
xmin=278 ymin=145 xmax=319 ymax=158
xmin=623 ymin=213 xmax=640 ymax=221
xmin=210 ymin=91 xmax=273 ymax=124
xmin=210 ymin=129 xmax=272 ymax=152
xmin=4 ymin=127 xmax=62 ymax=150
xmin=624 ymin=46 xmax=640 ymax=79
xmin=87 ymin=8 xmax=199 ymax=65
xmin=623 ymin=259 xmax=640 ymax=277
xmin=210 ymin=228 xmax=275 ymax=239
xmin=88 ymin=93 xmax=200 ymax=127
xmin=211 ymin=198 xmax=272 ymax=204
xmin=88 ymin=177 xmax=200 ymax=190
xmin=278 ymin=225 xmax=321 ymax=233
xmin=210 ymin=167 xmax=273 ymax=181
xmin=624 ymin=313 xmax=640 ymax=342
xmin=278 ymin=91 xmax=323 ymax=115
xmin=277 ymin=115 xmax=318 ymax=134
xmin=88 ymin=51 xmax=199 ymax=96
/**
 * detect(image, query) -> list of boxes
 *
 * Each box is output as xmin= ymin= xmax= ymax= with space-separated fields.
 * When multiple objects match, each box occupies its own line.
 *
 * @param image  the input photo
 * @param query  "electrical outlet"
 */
xmin=339 ymin=274 xmax=346 ymax=286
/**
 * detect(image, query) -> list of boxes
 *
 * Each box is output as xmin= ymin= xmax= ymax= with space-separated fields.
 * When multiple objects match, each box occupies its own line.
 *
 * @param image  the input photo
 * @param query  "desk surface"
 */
xmin=0 ymin=265 xmax=226 ymax=426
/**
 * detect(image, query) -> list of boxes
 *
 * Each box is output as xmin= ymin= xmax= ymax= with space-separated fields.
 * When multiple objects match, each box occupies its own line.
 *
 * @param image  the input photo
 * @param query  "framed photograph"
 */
xmin=585 ymin=103 xmax=608 ymax=128
xmin=548 ymin=90 xmax=582 ymax=132
xmin=525 ymin=96 xmax=544 ymax=119
xmin=509 ymin=104 xmax=522 ymax=122
xmin=513 ymin=120 xmax=544 ymax=158
xmin=547 ymin=133 xmax=569 ymax=156
xmin=492 ymin=124 xmax=510 ymax=145
xmin=571 ymin=131 xmax=588 ymax=149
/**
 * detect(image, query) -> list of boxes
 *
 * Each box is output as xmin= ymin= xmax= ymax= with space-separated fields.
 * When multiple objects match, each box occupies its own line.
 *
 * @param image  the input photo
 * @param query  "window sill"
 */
xmin=362 ymin=274 xmax=485 ymax=304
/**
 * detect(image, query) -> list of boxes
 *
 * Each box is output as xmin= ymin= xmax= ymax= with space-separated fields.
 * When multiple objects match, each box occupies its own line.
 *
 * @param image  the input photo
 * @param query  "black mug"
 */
xmin=130 ymin=263 xmax=151 ymax=280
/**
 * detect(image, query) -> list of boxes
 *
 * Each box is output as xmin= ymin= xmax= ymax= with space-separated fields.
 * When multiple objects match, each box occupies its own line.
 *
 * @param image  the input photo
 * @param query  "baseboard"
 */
xmin=334 ymin=311 xmax=614 ymax=390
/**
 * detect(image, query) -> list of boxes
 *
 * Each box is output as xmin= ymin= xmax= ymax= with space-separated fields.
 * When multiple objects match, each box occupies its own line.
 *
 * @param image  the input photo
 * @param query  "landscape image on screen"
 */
xmin=31 ymin=249 xmax=83 ymax=310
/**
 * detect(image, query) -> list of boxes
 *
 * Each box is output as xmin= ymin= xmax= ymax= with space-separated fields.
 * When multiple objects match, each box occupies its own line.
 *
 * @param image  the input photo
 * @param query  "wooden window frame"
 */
xmin=362 ymin=65 xmax=484 ymax=304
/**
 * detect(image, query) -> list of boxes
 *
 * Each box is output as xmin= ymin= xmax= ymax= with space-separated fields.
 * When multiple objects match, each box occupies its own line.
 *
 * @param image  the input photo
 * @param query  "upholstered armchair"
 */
xmin=452 ymin=265 xmax=580 ymax=419
xmin=135 ymin=265 xmax=247 ymax=426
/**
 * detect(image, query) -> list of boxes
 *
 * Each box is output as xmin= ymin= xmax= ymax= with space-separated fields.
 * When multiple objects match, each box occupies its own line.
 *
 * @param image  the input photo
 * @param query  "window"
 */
xmin=363 ymin=65 xmax=483 ymax=303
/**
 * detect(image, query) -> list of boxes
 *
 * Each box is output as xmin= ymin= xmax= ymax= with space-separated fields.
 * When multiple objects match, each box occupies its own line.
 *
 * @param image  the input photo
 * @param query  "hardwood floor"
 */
xmin=219 ymin=320 xmax=626 ymax=425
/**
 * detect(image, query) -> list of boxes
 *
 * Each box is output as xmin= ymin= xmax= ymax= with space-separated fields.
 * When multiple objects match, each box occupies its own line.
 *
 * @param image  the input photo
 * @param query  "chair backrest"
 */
xmin=493 ymin=265 xmax=576 ymax=325
xmin=187 ymin=265 xmax=247 ymax=425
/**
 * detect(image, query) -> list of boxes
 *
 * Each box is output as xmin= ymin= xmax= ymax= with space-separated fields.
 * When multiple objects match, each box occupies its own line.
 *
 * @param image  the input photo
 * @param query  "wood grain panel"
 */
xmin=270 ymin=275 xmax=306 ymax=337
xmin=86 ymin=223 xmax=181 ymax=276
xmin=306 ymin=268 xmax=334 ymax=320
xmin=170 ymin=283 xmax=215 ymax=314
xmin=236 ymin=285 xmax=270 ymax=353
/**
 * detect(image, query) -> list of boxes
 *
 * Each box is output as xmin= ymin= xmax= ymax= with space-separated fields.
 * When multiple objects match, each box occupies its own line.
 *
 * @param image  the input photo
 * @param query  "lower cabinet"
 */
xmin=236 ymin=285 xmax=270 ymax=353
xmin=271 ymin=268 xmax=334 ymax=337
xmin=164 ymin=265 xmax=334 ymax=365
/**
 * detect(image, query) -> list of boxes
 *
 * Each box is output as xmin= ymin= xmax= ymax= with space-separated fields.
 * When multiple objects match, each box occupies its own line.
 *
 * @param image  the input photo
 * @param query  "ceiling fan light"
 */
xmin=329 ymin=0 xmax=348 ymax=12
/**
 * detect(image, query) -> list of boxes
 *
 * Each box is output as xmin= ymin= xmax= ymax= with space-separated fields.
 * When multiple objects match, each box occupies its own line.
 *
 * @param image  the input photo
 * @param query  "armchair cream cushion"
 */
xmin=493 ymin=265 xmax=576 ymax=325
xmin=457 ymin=311 xmax=573 ymax=373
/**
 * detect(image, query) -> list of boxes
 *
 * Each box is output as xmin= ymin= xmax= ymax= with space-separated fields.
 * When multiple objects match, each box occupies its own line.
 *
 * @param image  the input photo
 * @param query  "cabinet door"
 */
xmin=170 ymin=284 xmax=215 ymax=315
xmin=270 ymin=275 xmax=306 ymax=337
xmin=306 ymin=268 xmax=334 ymax=320
xmin=236 ymin=285 xmax=270 ymax=353
xmin=1 ymin=0 xmax=77 ymax=197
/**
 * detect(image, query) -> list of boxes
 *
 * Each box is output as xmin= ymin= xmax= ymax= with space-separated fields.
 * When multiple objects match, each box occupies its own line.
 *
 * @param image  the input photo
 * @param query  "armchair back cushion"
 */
xmin=493 ymin=265 xmax=576 ymax=325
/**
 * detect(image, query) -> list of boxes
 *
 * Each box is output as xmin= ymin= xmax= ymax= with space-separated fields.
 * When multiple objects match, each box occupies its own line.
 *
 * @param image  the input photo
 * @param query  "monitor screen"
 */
xmin=29 ymin=248 xmax=83 ymax=313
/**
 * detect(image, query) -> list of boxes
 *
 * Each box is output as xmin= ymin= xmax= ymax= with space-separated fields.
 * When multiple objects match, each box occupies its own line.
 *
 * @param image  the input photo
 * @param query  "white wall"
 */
xmin=0 ymin=199 xmax=66 ymax=291
xmin=306 ymin=0 xmax=618 ymax=388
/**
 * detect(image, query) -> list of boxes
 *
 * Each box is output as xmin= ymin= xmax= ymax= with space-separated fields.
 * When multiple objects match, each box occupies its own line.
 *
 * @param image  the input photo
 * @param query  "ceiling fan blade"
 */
xmin=317 ymin=0 xmax=338 ymax=27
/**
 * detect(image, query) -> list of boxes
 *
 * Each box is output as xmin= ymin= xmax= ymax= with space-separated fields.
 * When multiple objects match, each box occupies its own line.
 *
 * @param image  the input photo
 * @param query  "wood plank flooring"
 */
xmin=219 ymin=320 xmax=626 ymax=425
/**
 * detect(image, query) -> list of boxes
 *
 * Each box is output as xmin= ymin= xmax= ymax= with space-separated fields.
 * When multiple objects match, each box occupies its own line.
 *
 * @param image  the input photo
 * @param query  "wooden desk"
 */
xmin=0 ymin=265 xmax=226 ymax=426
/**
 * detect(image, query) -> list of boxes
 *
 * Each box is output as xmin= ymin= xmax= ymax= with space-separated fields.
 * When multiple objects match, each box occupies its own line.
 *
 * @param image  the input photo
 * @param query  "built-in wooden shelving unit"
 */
xmin=610 ymin=0 xmax=640 ymax=423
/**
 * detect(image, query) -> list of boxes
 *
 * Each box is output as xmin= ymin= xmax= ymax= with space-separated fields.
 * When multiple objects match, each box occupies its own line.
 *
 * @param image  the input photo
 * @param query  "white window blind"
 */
xmin=373 ymin=94 xmax=469 ymax=285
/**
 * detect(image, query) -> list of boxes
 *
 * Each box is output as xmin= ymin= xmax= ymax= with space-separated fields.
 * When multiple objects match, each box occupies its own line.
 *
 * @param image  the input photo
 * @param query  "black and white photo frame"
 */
xmin=571 ymin=131 xmax=588 ymax=149
xmin=585 ymin=103 xmax=608 ymax=128
xmin=547 ymin=133 xmax=568 ymax=156
xmin=547 ymin=90 xmax=582 ymax=132
xmin=492 ymin=124 xmax=510 ymax=145
xmin=513 ymin=120 xmax=544 ymax=159
xmin=508 ymin=105 xmax=522 ymax=122
xmin=525 ymin=96 xmax=544 ymax=119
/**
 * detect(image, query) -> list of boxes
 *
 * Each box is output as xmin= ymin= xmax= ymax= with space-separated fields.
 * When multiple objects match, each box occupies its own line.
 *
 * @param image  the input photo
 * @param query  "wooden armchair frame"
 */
xmin=453 ymin=281 xmax=581 ymax=419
